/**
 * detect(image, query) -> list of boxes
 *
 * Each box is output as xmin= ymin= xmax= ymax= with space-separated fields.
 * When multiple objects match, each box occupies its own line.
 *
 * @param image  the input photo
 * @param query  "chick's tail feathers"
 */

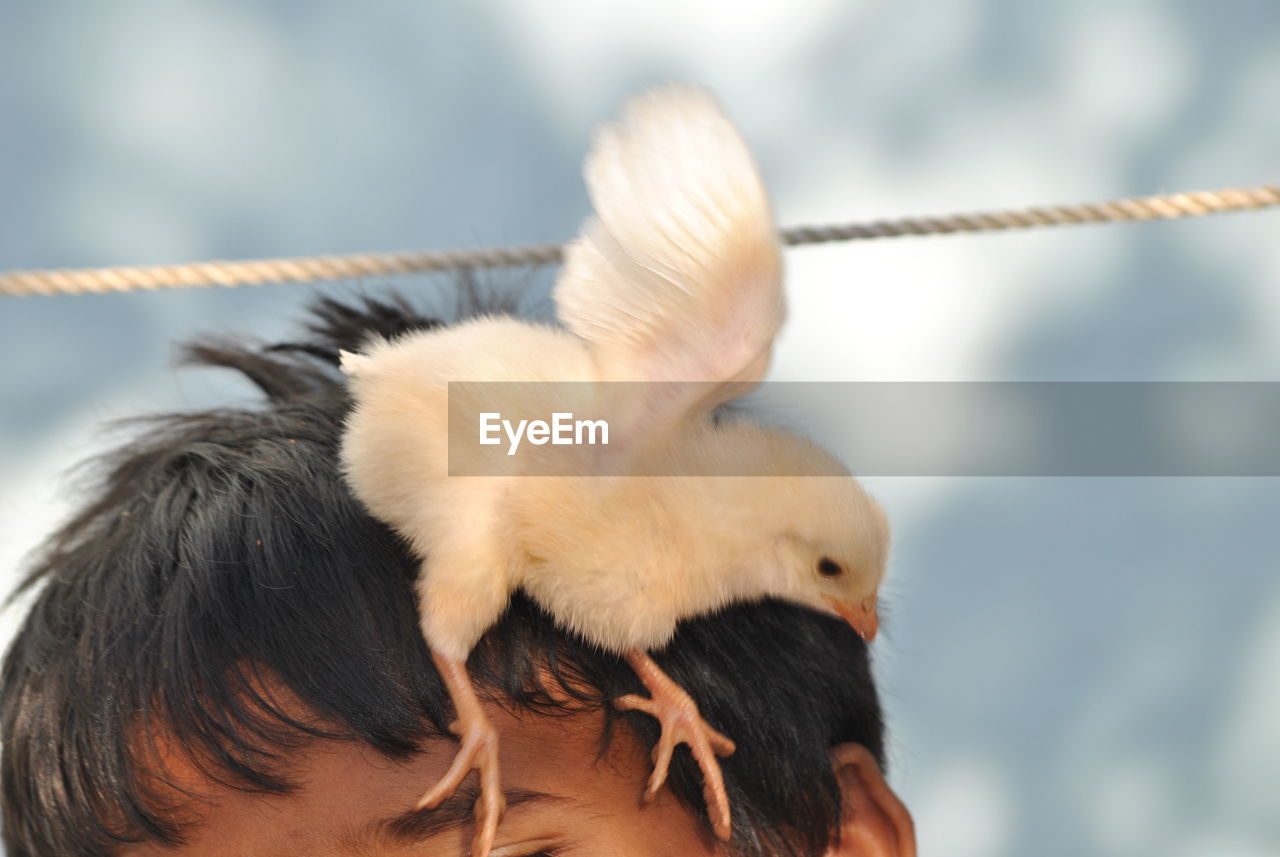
xmin=337 ymin=348 xmax=371 ymax=376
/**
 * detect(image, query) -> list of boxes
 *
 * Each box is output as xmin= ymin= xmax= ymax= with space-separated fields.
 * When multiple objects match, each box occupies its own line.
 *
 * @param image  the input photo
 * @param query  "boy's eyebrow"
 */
xmin=365 ymin=784 xmax=572 ymax=845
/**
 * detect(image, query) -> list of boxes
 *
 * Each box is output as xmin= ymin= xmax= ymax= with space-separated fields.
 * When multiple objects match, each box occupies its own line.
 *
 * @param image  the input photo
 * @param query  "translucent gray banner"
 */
xmin=445 ymin=382 xmax=1280 ymax=476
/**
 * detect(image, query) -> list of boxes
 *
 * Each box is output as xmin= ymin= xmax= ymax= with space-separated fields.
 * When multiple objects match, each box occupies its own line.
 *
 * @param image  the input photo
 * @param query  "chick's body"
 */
xmin=345 ymin=323 xmax=885 ymax=659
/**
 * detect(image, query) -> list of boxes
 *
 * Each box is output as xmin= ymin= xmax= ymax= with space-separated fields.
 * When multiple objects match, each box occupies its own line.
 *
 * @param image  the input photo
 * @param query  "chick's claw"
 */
xmin=421 ymin=654 xmax=506 ymax=857
xmin=615 ymin=650 xmax=736 ymax=841
xmin=413 ymin=713 xmax=504 ymax=811
xmin=471 ymin=742 xmax=505 ymax=857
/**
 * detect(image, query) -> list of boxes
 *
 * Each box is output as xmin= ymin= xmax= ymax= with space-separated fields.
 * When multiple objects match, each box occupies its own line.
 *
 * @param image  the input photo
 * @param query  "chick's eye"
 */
xmin=817 ymin=557 xmax=843 ymax=577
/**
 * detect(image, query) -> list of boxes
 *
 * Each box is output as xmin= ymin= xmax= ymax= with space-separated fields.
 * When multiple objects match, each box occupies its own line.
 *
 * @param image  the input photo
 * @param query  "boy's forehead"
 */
xmin=124 ymin=704 xmax=720 ymax=857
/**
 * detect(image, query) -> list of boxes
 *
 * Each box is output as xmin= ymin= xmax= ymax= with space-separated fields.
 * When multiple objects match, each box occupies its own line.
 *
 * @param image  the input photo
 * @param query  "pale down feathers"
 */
xmin=341 ymin=85 xmax=886 ymax=659
xmin=338 ymin=84 xmax=888 ymax=852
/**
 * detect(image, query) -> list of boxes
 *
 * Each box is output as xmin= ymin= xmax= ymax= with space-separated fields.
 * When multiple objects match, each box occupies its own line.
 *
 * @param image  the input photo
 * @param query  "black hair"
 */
xmin=0 ymin=291 xmax=884 ymax=857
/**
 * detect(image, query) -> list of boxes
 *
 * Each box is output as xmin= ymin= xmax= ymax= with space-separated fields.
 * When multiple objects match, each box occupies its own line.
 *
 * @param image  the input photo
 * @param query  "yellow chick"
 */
xmin=339 ymin=84 xmax=888 ymax=857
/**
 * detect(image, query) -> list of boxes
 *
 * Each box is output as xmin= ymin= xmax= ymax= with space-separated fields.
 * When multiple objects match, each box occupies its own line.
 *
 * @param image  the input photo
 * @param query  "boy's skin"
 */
xmin=125 ymin=699 xmax=915 ymax=857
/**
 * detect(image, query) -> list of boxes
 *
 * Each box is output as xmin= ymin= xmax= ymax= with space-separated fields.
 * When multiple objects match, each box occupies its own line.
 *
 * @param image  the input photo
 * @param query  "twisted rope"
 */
xmin=2 ymin=184 xmax=1276 ymax=297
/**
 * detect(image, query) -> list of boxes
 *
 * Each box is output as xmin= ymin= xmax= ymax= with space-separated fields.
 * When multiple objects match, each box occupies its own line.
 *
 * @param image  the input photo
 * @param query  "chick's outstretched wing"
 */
xmin=553 ymin=85 xmax=784 ymax=448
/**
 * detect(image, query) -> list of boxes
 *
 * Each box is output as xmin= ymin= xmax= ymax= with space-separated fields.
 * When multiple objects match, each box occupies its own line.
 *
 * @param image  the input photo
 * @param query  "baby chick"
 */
xmin=340 ymin=84 xmax=888 ymax=857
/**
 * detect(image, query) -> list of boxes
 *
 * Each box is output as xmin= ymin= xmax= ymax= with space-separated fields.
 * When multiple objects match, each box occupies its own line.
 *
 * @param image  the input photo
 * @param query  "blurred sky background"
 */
xmin=2 ymin=1 xmax=1279 ymax=855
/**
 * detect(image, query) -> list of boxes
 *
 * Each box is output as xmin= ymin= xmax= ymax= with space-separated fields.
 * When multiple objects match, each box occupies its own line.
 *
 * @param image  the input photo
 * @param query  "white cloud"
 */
xmin=913 ymin=754 xmax=1012 ymax=857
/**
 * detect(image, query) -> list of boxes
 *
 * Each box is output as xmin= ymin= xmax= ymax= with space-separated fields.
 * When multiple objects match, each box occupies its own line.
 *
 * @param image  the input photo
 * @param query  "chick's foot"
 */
xmin=418 ymin=653 xmax=506 ymax=857
xmin=614 ymin=649 xmax=736 ymax=841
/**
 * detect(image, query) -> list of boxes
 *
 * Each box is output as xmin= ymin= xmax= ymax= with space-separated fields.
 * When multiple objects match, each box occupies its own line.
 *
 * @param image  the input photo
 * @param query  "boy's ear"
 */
xmin=824 ymin=744 xmax=916 ymax=857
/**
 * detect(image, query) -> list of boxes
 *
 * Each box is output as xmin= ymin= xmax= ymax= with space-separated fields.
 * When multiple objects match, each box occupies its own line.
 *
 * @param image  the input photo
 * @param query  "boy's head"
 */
xmin=0 ymin=293 xmax=913 ymax=856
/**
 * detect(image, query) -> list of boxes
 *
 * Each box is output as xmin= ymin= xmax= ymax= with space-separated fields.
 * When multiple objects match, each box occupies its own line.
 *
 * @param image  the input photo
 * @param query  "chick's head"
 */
xmin=690 ymin=425 xmax=889 ymax=641
xmin=766 ymin=476 xmax=888 ymax=641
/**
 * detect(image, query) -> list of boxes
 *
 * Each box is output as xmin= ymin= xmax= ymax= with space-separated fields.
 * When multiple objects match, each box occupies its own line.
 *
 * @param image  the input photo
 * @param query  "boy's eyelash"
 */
xmin=503 ymin=843 xmax=564 ymax=857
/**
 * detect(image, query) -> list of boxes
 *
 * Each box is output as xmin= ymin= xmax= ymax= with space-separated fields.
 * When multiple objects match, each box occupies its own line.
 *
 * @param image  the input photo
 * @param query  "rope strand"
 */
xmin=2 ymin=184 xmax=1276 ymax=297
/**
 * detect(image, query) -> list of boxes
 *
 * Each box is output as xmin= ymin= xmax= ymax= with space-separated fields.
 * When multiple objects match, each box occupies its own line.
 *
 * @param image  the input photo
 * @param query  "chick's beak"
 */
xmin=827 ymin=596 xmax=879 ymax=641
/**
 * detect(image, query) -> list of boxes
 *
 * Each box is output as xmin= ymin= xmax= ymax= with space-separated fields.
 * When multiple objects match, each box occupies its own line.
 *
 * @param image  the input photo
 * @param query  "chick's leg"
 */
xmin=614 ymin=650 xmax=736 ymax=841
xmin=412 ymin=526 xmax=515 ymax=857
xmin=417 ymin=651 xmax=505 ymax=857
